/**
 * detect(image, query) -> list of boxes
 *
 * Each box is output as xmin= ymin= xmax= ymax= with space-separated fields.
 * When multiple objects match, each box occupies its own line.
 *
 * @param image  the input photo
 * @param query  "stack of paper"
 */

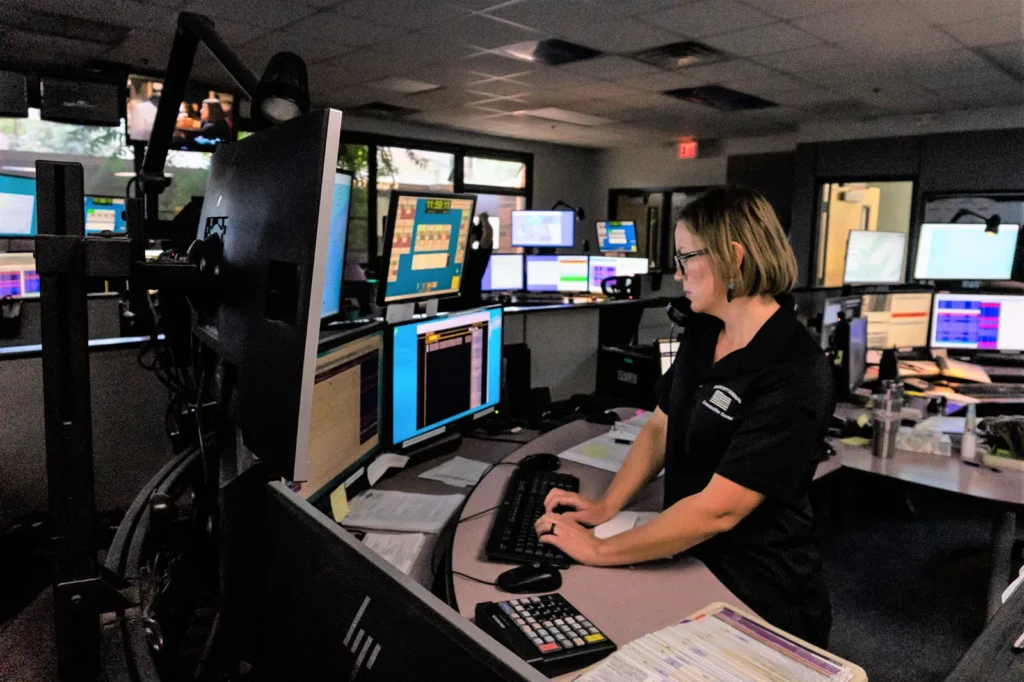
xmin=419 ymin=456 xmax=491 ymax=488
xmin=580 ymin=606 xmax=856 ymax=682
xmin=558 ymin=411 xmax=655 ymax=473
xmin=361 ymin=532 xmax=427 ymax=575
xmin=341 ymin=490 xmax=464 ymax=534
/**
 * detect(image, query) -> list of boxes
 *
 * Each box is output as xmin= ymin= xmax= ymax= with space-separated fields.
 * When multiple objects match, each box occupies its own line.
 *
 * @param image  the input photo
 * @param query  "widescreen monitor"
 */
xmin=481 ymin=254 xmax=524 ymax=292
xmin=191 ymin=108 xmax=343 ymax=483
xmin=511 ymin=210 xmax=574 ymax=248
xmin=0 ymin=174 xmax=37 ymax=237
xmin=126 ymin=73 xmax=237 ymax=150
xmin=321 ymin=171 xmax=352 ymax=319
xmin=84 ymin=196 xmax=127 ymax=234
xmin=843 ymin=230 xmax=906 ymax=284
xmin=930 ymin=293 xmax=1024 ymax=352
xmin=914 ymin=223 xmax=1020 ymax=281
xmin=377 ymin=192 xmax=477 ymax=306
xmin=388 ymin=307 xmax=502 ymax=449
xmin=298 ymin=325 xmax=382 ymax=502
xmin=596 ymin=220 xmax=638 ymax=253
xmin=861 ymin=292 xmax=932 ymax=350
xmin=525 ymin=255 xmax=589 ymax=293
xmin=588 ymin=256 xmax=649 ymax=294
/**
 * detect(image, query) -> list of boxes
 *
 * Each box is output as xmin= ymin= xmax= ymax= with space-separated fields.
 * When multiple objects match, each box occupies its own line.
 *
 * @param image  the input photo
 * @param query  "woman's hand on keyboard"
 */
xmin=543 ymin=489 xmax=617 ymax=527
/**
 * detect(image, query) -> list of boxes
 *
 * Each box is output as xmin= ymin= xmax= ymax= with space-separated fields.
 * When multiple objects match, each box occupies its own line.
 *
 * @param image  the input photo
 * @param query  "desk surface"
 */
xmin=450 ymin=415 xmax=747 ymax=681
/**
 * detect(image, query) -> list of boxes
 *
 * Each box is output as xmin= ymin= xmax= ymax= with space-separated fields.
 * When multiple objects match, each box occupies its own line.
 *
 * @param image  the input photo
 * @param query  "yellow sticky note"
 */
xmin=856 ymin=413 xmax=870 ymax=429
xmin=330 ymin=485 xmax=350 ymax=523
xmin=841 ymin=436 xmax=871 ymax=447
xmin=585 ymin=633 xmax=606 ymax=643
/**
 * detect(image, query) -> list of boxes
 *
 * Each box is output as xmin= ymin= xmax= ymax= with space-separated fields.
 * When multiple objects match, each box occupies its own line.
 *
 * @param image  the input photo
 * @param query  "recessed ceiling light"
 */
xmin=632 ymin=41 xmax=726 ymax=69
xmin=518 ymin=107 xmax=612 ymax=126
xmin=663 ymin=85 xmax=776 ymax=111
xmin=498 ymin=39 xmax=602 ymax=66
xmin=366 ymin=77 xmax=442 ymax=94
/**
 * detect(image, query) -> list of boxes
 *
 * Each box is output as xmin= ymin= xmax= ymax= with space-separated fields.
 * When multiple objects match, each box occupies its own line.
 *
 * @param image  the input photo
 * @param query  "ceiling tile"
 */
xmin=419 ymin=13 xmax=544 ymax=51
xmin=563 ymin=81 xmax=646 ymax=100
xmin=558 ymin=17 xmax=683 ymax=52
xmin=465 ymin=77 xmax=531 ymax=97
xmin=793 ymin=4 xmax=961 ymax=56
xmin=516 ymin=88 xmax=596 ymax=107
xmin=891 ymin=48 xmax=1018 ymax=89
xmin=943 ymin=13 xmax=1024 ymax=47
xmin=802 ymin=98 xmax=888 ymax=120
xmin=738 ymin=0 xmax=880 ymax=20
xmin=585 ymin=0 xmax=703 ymax=16
xmin=620 ymin=69 xmax=703 ymax=91
xmin=701 ymin=21 xmax=820 ymax=57
xmin=981 ymin=41 xmax=1024 ymax=78
xmin=674 ymin=59 xmax=780 ymax=83
xmin=903 ymin=0 xmax=1023 ymax=26
xmin=794 ymin=61 xmax=904 ymax=87
xmin=103 ymin=28 xmax=175 ymax=68
xmin=181 ymin=0 xmax=316 ymax=29
xmin=723 ymin=72 xmax=811 ymax=96
xmin=770 ymin=87 xmax=849 ymax=107
xmin=751 ymin=44 xmax=855 ymax=73
xmin=470 ymin=97 xmax=532 ymax=113
xmin=515 ymin=66 xmax=602 ymax=88
xmin=641 ymin=0 xmax=776 ymax=38
xmin=22 ymin=0 xmax=177 ymax=29
xmin=563 ymin=55 xmax=665 ymax=80
xmin=1 ymin=29 xmax=110 ymax=66
xmin=209 ymin=19 xmax=270 ymax=47
xmin=462 ymin=51 xmax=538 ymax=77
xmin=334 ymin=0 xmax=469 ymax=28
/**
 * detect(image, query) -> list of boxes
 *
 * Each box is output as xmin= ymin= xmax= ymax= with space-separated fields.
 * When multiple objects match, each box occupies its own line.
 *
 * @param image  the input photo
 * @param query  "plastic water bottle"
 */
xmin=961 ymin=403 xmax=978 ymax=461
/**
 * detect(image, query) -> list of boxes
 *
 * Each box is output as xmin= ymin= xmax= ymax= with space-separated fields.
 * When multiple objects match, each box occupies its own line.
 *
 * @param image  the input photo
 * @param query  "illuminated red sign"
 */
xmin=677 ymin=140 xmax=698 ymax=159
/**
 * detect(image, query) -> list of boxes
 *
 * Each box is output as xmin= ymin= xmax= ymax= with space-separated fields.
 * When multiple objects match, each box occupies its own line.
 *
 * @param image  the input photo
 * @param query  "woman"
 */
xmin=199 ymin=98 xmax=230 ymax=141
xmin=535 ymin=187 xmax=836 ymax=647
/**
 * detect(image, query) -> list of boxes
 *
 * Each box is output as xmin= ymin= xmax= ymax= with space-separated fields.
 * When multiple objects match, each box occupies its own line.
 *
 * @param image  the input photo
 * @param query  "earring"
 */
xmin=727 ymin=281 xmax=735 ymax=302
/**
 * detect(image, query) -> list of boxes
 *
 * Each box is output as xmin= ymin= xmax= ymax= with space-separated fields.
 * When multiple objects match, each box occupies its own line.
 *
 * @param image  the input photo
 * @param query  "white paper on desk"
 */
xmin=361 ymin=532 xmax=427 ymax=575
xmin=559 ymin=433 xmax=632 ymax=473
xmin=341 ymin=490 xmax=464 ymax=533
xmin=917 ymin=415 xmax=966 ymax=434
xmin=419 ymin=456 xmax=490 ymax=488
xmin=367 ymin=453 xmax=409 ymax=486
xmin=593 ymin=511 xmax=659 ymax=540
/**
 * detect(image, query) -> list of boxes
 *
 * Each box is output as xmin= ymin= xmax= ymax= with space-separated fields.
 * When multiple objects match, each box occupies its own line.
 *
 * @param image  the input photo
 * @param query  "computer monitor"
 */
xmin=861 ymin=292 xmax=932 ymax=350
xmin=588 ymin=256 xmax=649 ymax=294
xmin=930 ymin=292 xmax=1024 ymax=352
xmin=297 ymin=324 xmax=382 ymax=501
xmin=387 ymin=306 xmax=502 ymax=450
xmin=377 ymin=192 xmax=477 ymax=306
xmin=0 ymin=174 xmax=37 ymax=237
xmin=847 ymin=316 xmax=868 ymax=394
xmin=657 ymin=338 xmax=678 ymax=375
xmin=596 ymin=220 xmax=638 ymax=253
xmin=262 ymin=481 xmax=546 ymax=681
xmin=84 ymin=195 xmax=127 ymax=234
xmin=321 ymin=171 xmax=352 ymax=319
xmin=843 ymin=230 xmax=906 ymax=284
xmin=821 ymin=295 xmax=862 ymax=350
xmin=191 ymin=108 xmax=343 ymax=482
xmin=525 ymin=255 xmax=589 ymax=293
xmin=481 ymin=254 xmax=524 ymax=292
xmin=511 ymin=210 xmax=574 ymax=248
xmin=914 ymin=223 xmax=1021 ymax=280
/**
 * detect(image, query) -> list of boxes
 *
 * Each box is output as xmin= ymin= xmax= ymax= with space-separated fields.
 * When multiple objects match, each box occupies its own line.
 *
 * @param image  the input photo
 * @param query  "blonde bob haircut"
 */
xmin=678 ymin=187 xmax=798 ymax=298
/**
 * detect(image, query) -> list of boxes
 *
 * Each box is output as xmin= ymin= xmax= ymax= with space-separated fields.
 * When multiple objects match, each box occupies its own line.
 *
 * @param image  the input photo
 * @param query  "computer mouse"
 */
xmin=585 ymin=410 xmax=620 ymax=425
xmin=496 ymin=563 xmax=563 ymax=594
xmin=519 ymin=453 xmax=560 ymax=471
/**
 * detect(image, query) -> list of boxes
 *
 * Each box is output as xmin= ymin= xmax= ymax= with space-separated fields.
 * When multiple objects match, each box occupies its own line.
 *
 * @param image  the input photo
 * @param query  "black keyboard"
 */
xmin=485 ymin=469 xmax=579 ymax=568
xmin=954 ymin=382 xmax=1024 ymax=398
xmin=475 ymin=593 xmax=616 ymax=677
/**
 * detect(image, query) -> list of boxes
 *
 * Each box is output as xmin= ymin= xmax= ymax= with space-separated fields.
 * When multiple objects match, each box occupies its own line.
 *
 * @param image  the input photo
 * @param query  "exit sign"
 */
xmin=677 ymin=140 xmax=698 ymax=159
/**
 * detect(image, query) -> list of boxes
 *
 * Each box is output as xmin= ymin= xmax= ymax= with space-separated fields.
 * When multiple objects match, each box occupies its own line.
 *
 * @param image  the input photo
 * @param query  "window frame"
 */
xmin=337 ymin=131 xmax=533 ymax=269
xmin=810 ymin=175 xmax=919 ymax=289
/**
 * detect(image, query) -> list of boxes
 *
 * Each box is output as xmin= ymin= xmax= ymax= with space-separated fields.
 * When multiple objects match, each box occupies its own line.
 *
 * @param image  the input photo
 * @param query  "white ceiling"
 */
xmin=0 ymin=0 xmax=1022 ymax=148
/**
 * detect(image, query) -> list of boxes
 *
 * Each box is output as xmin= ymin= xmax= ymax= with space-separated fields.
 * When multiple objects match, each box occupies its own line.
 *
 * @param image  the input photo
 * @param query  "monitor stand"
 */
xmin=386 ymin=298 xmax=438 ymax=324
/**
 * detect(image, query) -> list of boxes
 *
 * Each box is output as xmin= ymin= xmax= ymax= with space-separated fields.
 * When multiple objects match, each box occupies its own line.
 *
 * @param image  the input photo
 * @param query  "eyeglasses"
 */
xmin=673 ymin=248 xmax=709 ymax=274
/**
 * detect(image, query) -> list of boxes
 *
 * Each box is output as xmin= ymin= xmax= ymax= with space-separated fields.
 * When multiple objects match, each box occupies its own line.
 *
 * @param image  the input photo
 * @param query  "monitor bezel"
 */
xmin=382 ymin=305 xmax=503 ymax=451
xmin=375 ymin=190 xmax=479 ymax=307
xmin=596 ymin=219 xmax=639 ymax=254
xmin=510 ymin=209 xmax=575 ymax=248
xmin=842 ymin=230 xmax=908 ymax=286
xmin=524 ymin=254 xmax=590 ymax=293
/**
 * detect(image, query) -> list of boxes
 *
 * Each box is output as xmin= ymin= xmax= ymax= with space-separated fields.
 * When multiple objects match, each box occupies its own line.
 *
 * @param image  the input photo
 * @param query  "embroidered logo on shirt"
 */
xmin=702 ymin=385 xmax=742 ymax=421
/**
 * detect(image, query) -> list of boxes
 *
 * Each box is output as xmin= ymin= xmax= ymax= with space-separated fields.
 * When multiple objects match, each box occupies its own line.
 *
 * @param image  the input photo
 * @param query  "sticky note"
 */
xmin=330 ymin=485 xmax=350 ymax=523
xmin=585 ymin=633 xmax=606 ymax=643
xmin=856 ymin=413 xmax=869 ymax=429
xmin=841 ymin=436 xmax=871 ymax=447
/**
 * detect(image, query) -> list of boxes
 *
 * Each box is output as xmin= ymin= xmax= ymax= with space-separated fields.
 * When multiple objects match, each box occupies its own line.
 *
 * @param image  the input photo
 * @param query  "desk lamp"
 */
xmin=950 ymin=208 xmax=1002 ymax=235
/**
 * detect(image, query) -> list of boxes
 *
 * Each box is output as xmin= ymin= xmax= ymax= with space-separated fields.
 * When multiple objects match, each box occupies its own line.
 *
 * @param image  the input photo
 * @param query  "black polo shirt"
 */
xmin=657 ymin=296 xmax=836 ymax=647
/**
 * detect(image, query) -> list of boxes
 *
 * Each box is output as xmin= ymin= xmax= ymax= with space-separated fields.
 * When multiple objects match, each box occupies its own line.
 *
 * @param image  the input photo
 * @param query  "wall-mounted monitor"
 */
xmin=511 ymin=210 xmax=574 ymax=248
xmin=84 ymin=196 xmax=127 ymax=234
xmin=914 ymin=223 xmax=1020 ymax=281
xmin=843 ymin=230 xmax=906 ymax=284
xmin=596 ymin=220 xmax=638 ymax=253
xmin=126 ymin=74 xmax=237 ymax=150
